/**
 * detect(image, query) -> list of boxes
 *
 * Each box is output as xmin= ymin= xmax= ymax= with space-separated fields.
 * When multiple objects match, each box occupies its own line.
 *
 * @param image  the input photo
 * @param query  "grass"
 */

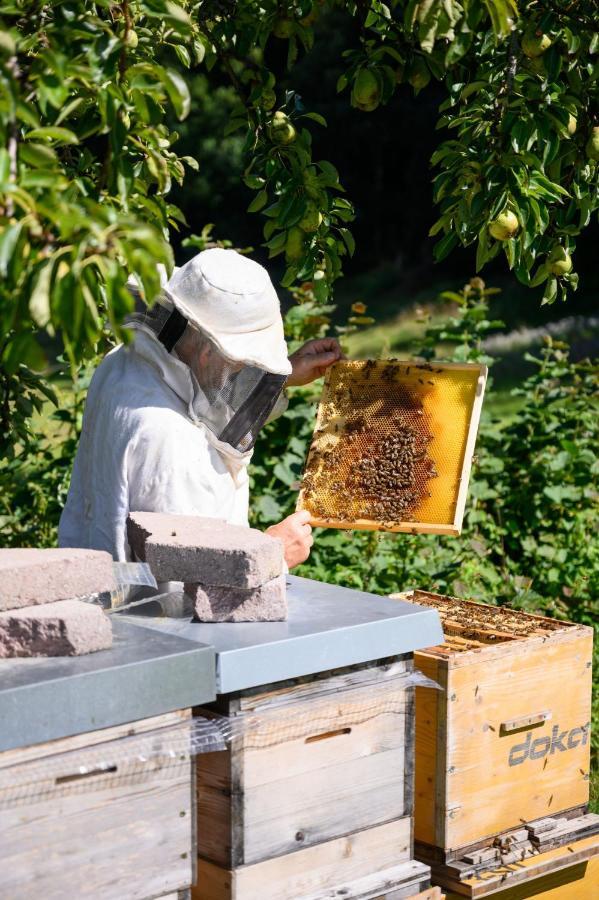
xmin=344 ymin=304 xmax=433 ymax=358
xmin=592 ymin=768 xmax=599 ymax=814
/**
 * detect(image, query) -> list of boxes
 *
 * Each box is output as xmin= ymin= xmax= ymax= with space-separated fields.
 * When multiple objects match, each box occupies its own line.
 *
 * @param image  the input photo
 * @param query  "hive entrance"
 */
xmin=297 ymin=360 xmax=487 ymax=535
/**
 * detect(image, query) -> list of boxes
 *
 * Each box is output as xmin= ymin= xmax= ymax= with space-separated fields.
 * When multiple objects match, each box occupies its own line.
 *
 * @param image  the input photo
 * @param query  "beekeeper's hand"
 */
xmin=287 ymin=338 xmax=343 ymax=386
xmin=266 ymin=510 xmax=313 ymax=568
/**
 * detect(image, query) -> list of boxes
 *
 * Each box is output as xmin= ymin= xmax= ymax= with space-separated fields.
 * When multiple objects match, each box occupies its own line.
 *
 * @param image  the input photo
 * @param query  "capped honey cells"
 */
xmin=297 ymin=360 xmax=487 ymax=535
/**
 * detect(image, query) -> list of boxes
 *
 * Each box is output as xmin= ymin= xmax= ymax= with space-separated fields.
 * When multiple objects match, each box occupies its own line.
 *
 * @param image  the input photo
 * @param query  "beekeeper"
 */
xmin=58 ymin=249 xmax=341 ymax=566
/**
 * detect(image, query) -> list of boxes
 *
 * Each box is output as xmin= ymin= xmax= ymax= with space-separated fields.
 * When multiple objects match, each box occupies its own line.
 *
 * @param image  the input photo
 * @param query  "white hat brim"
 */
xmin=171 ymin=292 xmax=292 ymax=377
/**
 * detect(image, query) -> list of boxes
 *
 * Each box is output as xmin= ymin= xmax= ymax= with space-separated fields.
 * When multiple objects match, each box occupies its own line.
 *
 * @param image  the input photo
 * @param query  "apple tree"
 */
xmin=1 ymin=0 xmax=598 ymax=455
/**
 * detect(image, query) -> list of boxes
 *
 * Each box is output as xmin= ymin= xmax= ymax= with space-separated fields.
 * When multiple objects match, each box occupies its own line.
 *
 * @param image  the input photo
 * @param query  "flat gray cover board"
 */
xmin=0 ymin=619 xmax=215 ymax=752
xmin=121 ymin=575 xmax=443 ymax=694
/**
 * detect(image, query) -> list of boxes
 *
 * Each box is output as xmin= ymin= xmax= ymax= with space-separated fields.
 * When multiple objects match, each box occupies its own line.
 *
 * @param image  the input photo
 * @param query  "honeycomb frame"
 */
xmin=297 ymin=359 xmax=487 ymax=536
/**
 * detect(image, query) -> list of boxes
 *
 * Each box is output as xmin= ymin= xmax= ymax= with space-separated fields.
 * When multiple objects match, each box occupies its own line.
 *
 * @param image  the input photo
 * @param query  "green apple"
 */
xmin=269 ymin=111 xmax=296 ymax=145
xmin=585 ymin=126 xmax=599 ymax=161
xmin=488 ymin=210 xmax=519 ymax=241
xmin=273 ymin=17 xmax=294 ymax=38
xmin=408 ymin=58 xmax=431 ymax=91
xmin=351 ymin=69 xmax=381 ymax=112
xmin=522 ymin=29 xmax=552 ymax=58
xmin=547 ymin=246 xmax=573 ymax=276
xmin=258 ymin=87 xmax=276 ymax=110
xmin=123 ymin=29 xmax=138 ymax=49
xmin=299 ymin=204 xmax=323 ymax=233
xmin=285 ymin=227 xmax=305 ymax=262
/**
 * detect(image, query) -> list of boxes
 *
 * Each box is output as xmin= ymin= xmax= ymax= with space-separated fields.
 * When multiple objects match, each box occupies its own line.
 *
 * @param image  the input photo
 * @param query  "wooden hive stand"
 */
xmin=193 ymin=656 xmax=432 ymax=900
xmin=438 ymin=827 xmax=599 ymax=898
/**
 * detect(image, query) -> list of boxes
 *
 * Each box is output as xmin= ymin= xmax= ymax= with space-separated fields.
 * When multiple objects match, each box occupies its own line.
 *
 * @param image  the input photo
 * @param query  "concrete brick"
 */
xmin=0 ymin=600 xmax=113 ymax=658
xmin=127 ymin=512 xmax=283 ymax=588
xmin=184 ymin=575 xmax=287 ymax=622
xmin=0 ymin=548 xmax=116 ymax=611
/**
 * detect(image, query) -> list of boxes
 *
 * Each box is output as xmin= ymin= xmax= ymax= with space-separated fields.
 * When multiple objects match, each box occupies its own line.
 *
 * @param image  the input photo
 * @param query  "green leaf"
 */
xmin=247 ymin=189 xmax=268 ymax=213
xmin=29 ymin=262 xmax=53 ymax=329
xmin=0 ymin=30 xmax=16 ymax=55
xmin=483 ymin=0 xmax=517 ymax=37
xmin=0 ymin=148 xmax=9 ymax=183
xmin=0 ymin=221 xmax=23 ymax=277
xmin=505 ymin=238 xmax=516 ymax=270
xmin=54 ymin=98 xmax=84 ymax=125
xmin=339 ymin=228 xmax=355 ymax=256
xmin=2 ymin=333 xmax=46 ymax=374
xmin=303 ymin=112 xmax=327 ymax=127
xmin=254 ymin=493 xmax=283 ymax=521
xmin=163 ymin=68 xmax=191 ymax=120
xmin=541 ymin=276 xmax=558 ymax=305
xmin=529 ymin=264 xmax=549 ymax=287
xmin=434 ymin=230 xmax=458 ymax=262
xmin=26 ymin=127 xmax=79 ymax=145
xmin=439 ymin=291 xmax=465 ymax=303
xmin=173 ymin=43 xmax=191 ymax=69
xmin=543 ymin=485 xmax=581 ymax=504
xmin=19 ymin=143 xmax=57 ymax=167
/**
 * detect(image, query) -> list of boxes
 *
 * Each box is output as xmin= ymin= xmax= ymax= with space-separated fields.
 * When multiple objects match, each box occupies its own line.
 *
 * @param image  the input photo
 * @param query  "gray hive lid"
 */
xmin=0 ymin=619 xmax=215 ymax=752
xmin=121 ymin=575 xmax=443 ymax=694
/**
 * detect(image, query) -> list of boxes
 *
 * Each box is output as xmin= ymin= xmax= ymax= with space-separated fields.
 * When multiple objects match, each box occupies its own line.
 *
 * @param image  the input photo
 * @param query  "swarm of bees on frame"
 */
xmin=300 ymin=360 xmax=440 ymax=526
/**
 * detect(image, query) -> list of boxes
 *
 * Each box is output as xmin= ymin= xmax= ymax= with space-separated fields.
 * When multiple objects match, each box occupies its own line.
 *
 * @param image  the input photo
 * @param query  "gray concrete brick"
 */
xmin=127 ymin=512 xmax=284 ymax=588
xmin=0 ymin=600 xmax=113 ymax=658
xmin=184 ymin=574 xmax=287 ymax=622
xmin=0 ymin=548 xmax=116 ymax=611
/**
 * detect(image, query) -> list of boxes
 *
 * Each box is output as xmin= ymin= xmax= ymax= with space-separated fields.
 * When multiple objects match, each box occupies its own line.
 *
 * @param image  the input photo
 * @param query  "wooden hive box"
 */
xmin=0 ymin=710 xmax=196 ymax=900
xmin=193 ymin=656 xmax=429 ymax=900
xmin=392 ymin=591 xmax=593 ymax=861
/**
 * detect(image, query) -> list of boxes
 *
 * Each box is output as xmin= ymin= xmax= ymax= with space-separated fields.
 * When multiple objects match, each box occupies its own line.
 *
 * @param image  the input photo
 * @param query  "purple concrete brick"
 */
xmin=184 ymin=575 xmax=287 ymax=622
xmin=127 ymin=512 xmax=284 ymax=588
xmin=0 ymin=548 xmax=116 ymax=611
xmin=0 ymin=600 xmax=113 ymax=658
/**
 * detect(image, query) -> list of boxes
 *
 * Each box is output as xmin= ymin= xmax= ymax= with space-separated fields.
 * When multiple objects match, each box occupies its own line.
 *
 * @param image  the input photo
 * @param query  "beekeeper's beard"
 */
xmin=175 ymin=325 xmax=245 ymax=428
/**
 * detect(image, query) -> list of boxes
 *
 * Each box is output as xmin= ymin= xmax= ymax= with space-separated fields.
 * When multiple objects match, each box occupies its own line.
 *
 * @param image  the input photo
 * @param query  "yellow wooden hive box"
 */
xmin=392 ymin=591 xmax=594 ymax=861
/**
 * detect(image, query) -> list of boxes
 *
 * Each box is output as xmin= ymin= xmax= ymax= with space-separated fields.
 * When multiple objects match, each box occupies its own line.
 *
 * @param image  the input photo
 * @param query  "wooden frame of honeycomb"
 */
xmin=297 ymin=359 xmax=487 ymax=535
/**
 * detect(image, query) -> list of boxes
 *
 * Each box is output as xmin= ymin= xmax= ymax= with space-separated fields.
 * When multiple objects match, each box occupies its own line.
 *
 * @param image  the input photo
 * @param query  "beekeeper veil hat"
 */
xmin=128 ymin=249 xmax=291 ymax=454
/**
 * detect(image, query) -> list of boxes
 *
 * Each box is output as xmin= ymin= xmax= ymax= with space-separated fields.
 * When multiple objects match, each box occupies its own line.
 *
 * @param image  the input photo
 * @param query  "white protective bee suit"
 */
xmin=58 ymin=249 xmax=292 ymax=560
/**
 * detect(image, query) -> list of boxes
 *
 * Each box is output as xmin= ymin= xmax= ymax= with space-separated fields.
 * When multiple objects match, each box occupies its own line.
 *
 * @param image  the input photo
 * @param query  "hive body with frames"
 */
xmin=297 ymin=359 xmax=487 ymax=535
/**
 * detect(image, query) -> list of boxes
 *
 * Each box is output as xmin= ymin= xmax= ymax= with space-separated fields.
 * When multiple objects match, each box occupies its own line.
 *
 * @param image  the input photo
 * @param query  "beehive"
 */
xmin=297 ymin=360 xmax=487 ymax=535
xmin=193 ymin=657 xmax=431 ymax=900
xmin=0 ymin=710 xmax=195 ymax=900
xmin=392 ymin=591 xmax=594 ymax=861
